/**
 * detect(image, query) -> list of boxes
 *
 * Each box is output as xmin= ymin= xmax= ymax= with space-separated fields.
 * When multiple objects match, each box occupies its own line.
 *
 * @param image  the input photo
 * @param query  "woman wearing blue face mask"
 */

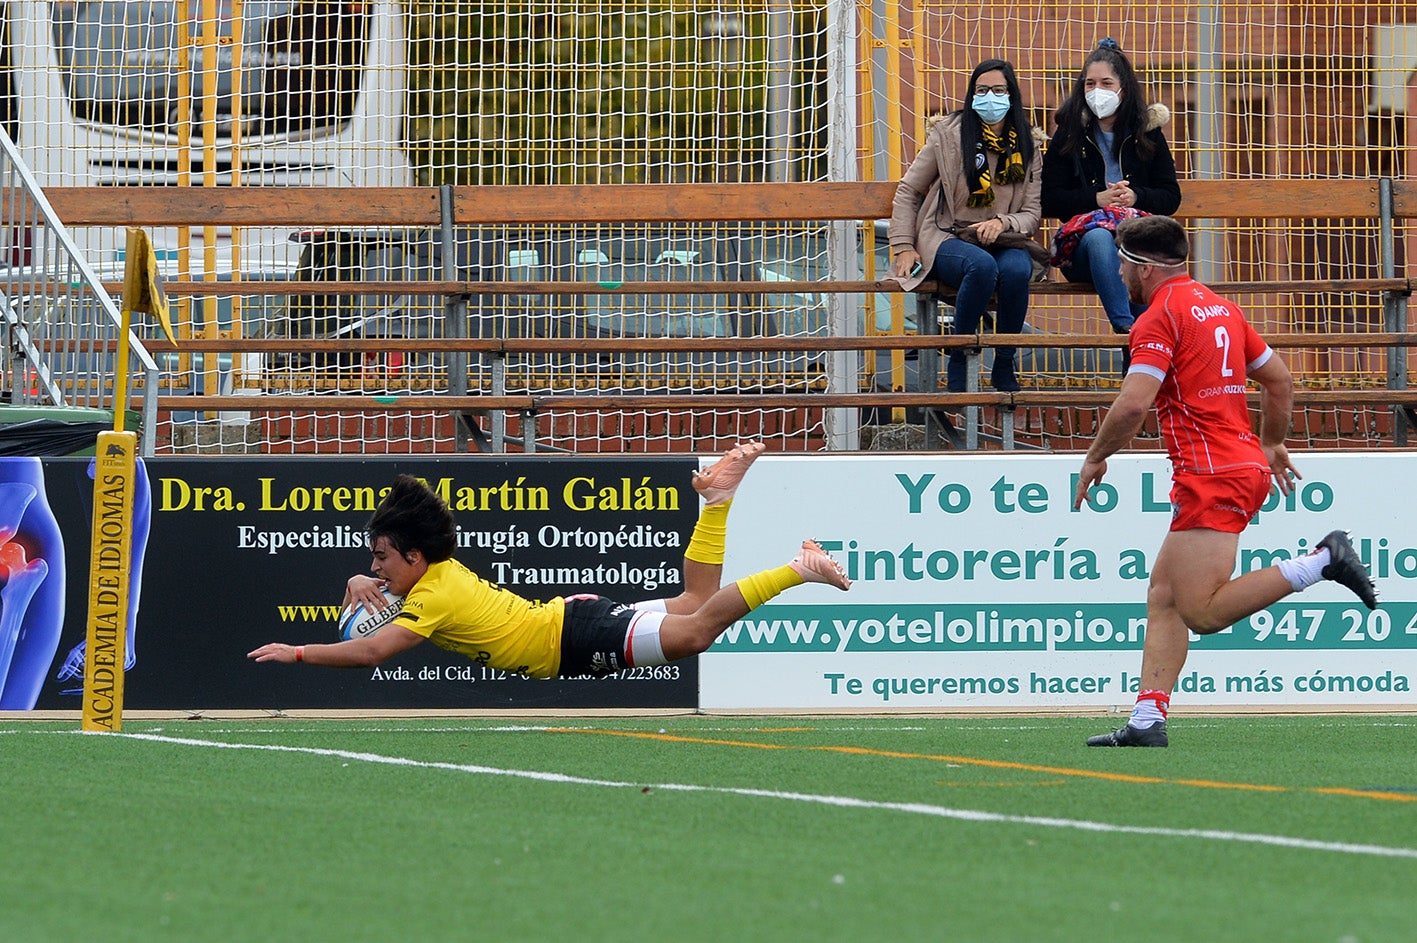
xmin=889 ymin=59 xmax=1043 ymax=392
xmin=1042 ymin=39 xmax=1182 ymax=346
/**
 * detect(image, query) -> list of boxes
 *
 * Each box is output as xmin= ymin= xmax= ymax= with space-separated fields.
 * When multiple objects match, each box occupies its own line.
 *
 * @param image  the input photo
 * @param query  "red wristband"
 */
xmin=294 ymin=646 xmax=304 ymax=663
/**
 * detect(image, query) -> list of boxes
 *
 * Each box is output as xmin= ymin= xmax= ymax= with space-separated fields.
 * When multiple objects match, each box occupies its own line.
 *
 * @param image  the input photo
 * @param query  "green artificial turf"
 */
xmin=2 ymin=715 xmax=1413 ymax=943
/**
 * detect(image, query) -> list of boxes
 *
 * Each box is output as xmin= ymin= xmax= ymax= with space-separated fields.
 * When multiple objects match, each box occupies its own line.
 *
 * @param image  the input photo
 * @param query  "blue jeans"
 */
xmin=1061 ymin=227 xmax=1146 ymax=332
xmin=930 ymin=238 xmax=1032 ymax=337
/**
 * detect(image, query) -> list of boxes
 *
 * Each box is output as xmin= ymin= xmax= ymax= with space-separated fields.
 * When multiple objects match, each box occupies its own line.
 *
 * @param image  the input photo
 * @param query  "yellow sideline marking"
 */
xmin=1312 ymin=787 xmax=1417 ymax=802
xmin=552 ymin=728 xmax=1417 ymax=803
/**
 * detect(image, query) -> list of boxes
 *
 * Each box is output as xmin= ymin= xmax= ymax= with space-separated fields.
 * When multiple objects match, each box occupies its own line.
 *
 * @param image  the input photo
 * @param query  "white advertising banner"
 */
xmin=700 ymin=452 xmax=1416 ymax=710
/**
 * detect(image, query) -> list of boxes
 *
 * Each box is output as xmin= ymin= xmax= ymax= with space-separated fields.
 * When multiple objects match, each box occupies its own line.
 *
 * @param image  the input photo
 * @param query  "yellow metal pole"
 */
xmin=881 ymin=0 xmax=907 ymax=419
xmin=200 ymin=0 xmax=220 ymax=401
xmin=230 ymin=0 xmax=244 ymax=347
xmin=177 ymin=0 xmax=194 ymax=383
xmin=112 ymin=229 xmax=142 ymax=432
xmin=859 ymin=0 xmax=878 ymax=402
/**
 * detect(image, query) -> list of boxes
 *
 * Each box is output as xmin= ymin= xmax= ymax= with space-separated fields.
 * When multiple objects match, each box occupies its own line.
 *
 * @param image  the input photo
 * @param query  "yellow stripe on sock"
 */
xmin=685 ymin=502 xmax=730 ymax=565
xmin=736 ymin=564 xmax=804 ymax=609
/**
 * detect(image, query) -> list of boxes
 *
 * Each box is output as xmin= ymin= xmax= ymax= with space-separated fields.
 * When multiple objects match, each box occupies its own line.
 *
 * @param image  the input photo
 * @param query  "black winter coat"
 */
xmin=1040 ymin=107 xmax=1182 ymax=221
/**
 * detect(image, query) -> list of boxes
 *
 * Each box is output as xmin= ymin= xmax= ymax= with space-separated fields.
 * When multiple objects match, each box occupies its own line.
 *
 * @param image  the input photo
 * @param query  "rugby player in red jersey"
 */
xmin=1073 ymin=215 xmax=1377 ymax=747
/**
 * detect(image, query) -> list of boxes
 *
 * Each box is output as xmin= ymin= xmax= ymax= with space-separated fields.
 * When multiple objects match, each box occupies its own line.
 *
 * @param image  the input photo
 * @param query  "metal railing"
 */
xmin=0 ymin=127 xmax=159 ymax=455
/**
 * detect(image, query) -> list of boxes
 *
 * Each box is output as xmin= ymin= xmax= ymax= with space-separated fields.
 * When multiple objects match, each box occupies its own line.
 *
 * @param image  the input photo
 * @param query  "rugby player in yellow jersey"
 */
xmin=247 ymin=443 xmax=850 ymax=677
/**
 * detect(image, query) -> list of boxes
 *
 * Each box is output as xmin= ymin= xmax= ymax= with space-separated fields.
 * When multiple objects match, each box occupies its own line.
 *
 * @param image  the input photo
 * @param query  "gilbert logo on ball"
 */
xmin=338 ymin=588 xmax=405 ymax=641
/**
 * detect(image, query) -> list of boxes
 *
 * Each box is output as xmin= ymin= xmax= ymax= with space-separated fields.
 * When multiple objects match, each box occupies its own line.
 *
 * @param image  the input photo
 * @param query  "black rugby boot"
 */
xmin=1317 ymin=530 xmax=1379 ymax=610
xmin=1086 ymin=721 xmax=1168 ymax=747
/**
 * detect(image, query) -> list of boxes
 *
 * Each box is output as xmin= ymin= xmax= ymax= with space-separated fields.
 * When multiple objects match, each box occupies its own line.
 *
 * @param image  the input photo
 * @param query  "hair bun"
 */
xmin=1097 ymin=37 xmax=1121 ymax=51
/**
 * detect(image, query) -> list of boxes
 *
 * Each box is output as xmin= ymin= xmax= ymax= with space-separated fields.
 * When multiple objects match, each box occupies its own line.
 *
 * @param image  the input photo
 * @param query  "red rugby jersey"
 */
xmin=1128 ymin=274 xmax=1274 ymax=474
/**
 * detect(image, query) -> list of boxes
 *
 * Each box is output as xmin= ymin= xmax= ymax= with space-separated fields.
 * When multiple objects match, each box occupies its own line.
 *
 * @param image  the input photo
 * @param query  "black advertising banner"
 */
xmin=20 ymin=456 xmax=700 ymax=711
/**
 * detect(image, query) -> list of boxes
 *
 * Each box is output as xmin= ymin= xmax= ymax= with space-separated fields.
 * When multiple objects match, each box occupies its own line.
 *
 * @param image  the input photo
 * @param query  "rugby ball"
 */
xmin=337 ymin=588 xmax=405 ymax=641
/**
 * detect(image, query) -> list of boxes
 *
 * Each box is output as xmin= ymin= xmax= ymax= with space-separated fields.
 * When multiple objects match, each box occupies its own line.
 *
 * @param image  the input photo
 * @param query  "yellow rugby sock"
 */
xmin=685 ymin=502 xmax=730 ymax=565
xmin=736 ymin=565 xmax=804 ymax=609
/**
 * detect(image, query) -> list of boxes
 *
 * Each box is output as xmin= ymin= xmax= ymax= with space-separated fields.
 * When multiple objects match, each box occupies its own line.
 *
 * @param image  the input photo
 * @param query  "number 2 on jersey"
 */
xmin=1214 ymin=325 xmax=1234 ymax=377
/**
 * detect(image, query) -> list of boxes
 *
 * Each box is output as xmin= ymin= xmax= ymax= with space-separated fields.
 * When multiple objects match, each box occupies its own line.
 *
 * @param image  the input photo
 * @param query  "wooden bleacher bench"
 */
xmin=45 ymin=178 xmax=1414 ymax=318
xmin=33 ymin=179 xmax=1417 ymax=448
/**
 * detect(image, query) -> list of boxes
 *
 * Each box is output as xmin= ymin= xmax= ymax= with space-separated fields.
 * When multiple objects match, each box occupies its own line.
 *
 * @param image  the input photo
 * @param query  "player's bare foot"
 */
xmin=693 ymin=442 xmax=766 ymax=505
xmin=788 ymin=539 xmax=851 ymax=590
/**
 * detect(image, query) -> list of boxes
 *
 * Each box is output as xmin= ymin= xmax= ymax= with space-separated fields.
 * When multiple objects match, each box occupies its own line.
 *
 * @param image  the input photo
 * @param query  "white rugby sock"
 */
xmin=1128 ymin=690 xmax=1169 ymax=729
xmin=1129 ymin=700 xmax=1166 ymax=728
xmin=1277 ymin=547 xmax=1331 ymax=592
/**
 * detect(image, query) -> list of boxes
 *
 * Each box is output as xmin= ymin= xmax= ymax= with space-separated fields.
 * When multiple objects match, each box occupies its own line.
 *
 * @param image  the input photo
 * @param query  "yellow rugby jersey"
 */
xmin=391 ymin=559 xmax=566 ymax=678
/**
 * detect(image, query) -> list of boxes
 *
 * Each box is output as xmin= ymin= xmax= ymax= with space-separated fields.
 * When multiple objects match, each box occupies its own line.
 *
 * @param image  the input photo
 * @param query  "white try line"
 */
xmin=95 ymin=730 xmax=1417 ymax=860
xmin=89 ymin=723 xmax=931 ymax=737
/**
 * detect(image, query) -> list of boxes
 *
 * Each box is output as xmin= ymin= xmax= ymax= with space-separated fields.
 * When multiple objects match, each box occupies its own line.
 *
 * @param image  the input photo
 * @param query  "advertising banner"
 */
xmin=17 ymin=456 xmax=699 ymax=712
xmin=700 ymin=452 xmax=1417 ymax=710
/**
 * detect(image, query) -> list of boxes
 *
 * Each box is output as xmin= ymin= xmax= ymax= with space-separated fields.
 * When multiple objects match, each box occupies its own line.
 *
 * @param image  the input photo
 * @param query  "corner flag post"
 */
xmin=81 ymin=432 xmax=135 ymax=731
xmin=80 ymin=229 xmax=172 ymax=731
xmin=111 ymin=228 xmax=175 ymax=433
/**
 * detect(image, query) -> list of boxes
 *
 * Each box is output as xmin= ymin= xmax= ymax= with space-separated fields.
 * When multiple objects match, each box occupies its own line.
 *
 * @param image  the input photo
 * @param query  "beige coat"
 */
xmin=888 ymin=112 xmax=1044 ymax=292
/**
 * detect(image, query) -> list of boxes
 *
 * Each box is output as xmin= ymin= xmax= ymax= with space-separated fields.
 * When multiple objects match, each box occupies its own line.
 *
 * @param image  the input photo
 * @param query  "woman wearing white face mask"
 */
xmin=890 ymin=59 xmax=1045 ymax=392
xmin=1041 ymin=39 xmax=1181 ymax=345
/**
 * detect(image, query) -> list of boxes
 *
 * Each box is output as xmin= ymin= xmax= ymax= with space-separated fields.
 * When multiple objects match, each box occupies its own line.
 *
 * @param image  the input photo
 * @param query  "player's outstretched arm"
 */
xmin=247 ymin=625 xmax=424 ymax=668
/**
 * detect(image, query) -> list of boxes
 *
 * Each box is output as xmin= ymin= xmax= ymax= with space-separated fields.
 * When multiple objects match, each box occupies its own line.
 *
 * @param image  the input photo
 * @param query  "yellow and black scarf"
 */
xmin=967 ymin=125 xmax=1025 ymax=208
